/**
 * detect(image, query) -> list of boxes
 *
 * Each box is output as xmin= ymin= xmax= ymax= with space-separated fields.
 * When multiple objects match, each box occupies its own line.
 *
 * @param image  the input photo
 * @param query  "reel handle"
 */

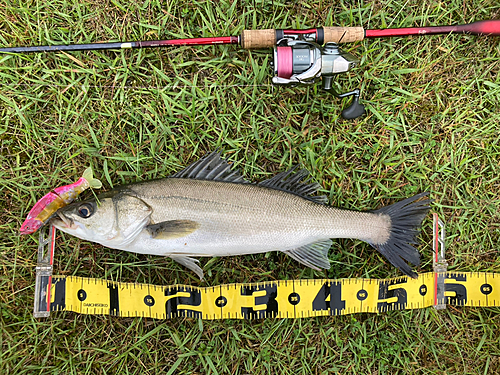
xmin=340 ymin=94 xmax=365 ymax=120
xmin=322 ymin=77 xmax=365 ymax=120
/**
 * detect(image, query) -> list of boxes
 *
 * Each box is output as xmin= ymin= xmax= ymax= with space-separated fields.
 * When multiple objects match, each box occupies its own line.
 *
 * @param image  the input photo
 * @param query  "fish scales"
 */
xmin=123 ymin=178 xmax=389 ymax=257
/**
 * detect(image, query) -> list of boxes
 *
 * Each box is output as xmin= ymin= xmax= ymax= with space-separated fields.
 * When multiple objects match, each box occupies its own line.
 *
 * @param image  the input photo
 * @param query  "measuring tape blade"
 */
xmin=45 ymin=272 xmax=499 ymax=319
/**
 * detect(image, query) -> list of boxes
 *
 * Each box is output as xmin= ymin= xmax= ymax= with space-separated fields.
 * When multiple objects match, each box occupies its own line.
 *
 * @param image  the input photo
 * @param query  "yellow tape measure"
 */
xmin=44 ymin=272 xmax=499 ymax=319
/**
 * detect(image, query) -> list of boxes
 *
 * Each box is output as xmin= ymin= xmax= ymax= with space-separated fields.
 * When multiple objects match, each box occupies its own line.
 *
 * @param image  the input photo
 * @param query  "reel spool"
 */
xmin=272 ymin=40 xmax=365 ymax=119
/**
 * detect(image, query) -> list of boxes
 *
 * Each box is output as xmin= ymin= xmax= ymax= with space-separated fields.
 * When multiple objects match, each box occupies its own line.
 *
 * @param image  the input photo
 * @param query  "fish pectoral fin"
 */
xmin=146 ymin=220 xmax=200 ymax=240
xmin=170 ymin=256 xmax=204 ymax=280
xmin=283 ymin=239 xmax=332 ymax=271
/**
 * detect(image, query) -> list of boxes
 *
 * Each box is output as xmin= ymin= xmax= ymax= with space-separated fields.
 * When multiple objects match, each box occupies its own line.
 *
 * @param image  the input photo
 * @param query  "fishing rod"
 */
xmin=2 ymin=20 xmax=499 ymax=119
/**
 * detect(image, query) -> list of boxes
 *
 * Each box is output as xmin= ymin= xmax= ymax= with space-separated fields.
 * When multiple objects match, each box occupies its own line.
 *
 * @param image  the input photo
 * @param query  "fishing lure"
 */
xmin=20 ymin=168 xmax=102 ymax=235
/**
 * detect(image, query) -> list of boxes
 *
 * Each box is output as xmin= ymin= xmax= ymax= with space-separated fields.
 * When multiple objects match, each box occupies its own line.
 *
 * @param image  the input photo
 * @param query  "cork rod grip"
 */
xmin=241 ymin=29 xmax=276 ymax=49
xmin=323 ymin=27 xmax=365 ymax=43
xmin=241 ymin=27 xmax=365 ymax=49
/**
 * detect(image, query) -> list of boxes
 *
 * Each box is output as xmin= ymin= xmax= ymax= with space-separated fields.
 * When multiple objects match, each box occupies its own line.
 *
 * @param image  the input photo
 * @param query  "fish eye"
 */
xmin=77 ymin=203 xmax=94 ymax=218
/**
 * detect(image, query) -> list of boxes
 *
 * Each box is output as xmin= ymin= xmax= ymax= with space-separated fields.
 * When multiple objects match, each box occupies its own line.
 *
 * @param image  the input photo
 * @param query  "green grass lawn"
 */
xmin=1 ymin=0 xmax=499 ymax=373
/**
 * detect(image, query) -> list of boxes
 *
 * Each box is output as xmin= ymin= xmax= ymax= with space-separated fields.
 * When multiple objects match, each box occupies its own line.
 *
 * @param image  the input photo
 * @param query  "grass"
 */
xmin=1 ymin=0 xmax=500 ymax=373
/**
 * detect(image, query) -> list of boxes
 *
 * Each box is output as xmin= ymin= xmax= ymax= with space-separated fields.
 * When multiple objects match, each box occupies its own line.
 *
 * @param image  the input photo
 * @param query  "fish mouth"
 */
xmin=51 ymin=211 xmax=77 ymax=230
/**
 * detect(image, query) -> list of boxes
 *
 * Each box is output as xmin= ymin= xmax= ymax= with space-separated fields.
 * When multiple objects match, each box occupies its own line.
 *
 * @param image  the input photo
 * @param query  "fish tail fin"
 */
xmin=82 ymin=167 xmax=103 ymax=189
xmin=370 ymin=192 xmax=431 ymax=278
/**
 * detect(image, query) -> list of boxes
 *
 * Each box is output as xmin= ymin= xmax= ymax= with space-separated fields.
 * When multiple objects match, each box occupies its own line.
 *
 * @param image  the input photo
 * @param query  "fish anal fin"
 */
xmin=146 ymin=220 xmax=200 ymax=240
xmin=170 ymin=256 xmax=204 ymax=279
xmin=283 ymin=239 xmax=332 ymax=271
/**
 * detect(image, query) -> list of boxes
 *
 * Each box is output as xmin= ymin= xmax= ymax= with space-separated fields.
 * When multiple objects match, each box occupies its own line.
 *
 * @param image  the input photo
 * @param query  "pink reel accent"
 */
xmin=276 ymin=46 xmax=293 ymax=79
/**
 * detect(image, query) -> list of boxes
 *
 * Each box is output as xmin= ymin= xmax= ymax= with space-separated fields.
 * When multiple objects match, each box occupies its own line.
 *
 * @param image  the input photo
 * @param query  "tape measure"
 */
xmin=43 ymin=272 xmax=499 ymax=319
xmin=33 ymin=214 xmax=500 ymax=319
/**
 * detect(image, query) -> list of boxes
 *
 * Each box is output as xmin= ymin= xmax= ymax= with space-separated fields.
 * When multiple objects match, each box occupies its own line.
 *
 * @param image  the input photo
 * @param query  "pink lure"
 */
xmin=20 ymin=168 xmax=102 ymax=235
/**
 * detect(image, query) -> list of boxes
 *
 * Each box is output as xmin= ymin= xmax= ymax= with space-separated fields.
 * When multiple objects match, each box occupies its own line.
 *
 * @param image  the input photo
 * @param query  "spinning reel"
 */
xmin=271 ymin=38 xmax=365 ymax=119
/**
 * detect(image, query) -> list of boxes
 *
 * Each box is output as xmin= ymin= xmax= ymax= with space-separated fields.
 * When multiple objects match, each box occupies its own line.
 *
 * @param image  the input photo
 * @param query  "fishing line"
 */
xmin=4 ymin=83 xmax=273 ymax=90
xmin=32 ymin=215 xmax=500 ymax=320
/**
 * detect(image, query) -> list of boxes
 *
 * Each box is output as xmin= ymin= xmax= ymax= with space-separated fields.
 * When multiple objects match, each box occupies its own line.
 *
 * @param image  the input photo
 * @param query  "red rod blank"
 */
xmin=366 ymin=20 xmax=500 ymax=38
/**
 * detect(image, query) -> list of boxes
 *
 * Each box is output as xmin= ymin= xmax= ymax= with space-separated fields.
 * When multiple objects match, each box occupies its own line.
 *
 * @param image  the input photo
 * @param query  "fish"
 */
xmin=20 ymin=168 xmax=102 ymax=235
xmin=51 ymin=152 xmax=431 ymax=279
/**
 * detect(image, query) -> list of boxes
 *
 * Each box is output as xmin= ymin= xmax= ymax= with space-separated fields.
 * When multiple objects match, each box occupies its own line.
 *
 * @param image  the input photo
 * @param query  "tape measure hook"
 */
xmin=33 ymin=225 xmax=56 ymax=318
xmin=432 ymin=213 xmax=448 ymax=310
xmin=432 ymin=213 xmax=447 ymax=269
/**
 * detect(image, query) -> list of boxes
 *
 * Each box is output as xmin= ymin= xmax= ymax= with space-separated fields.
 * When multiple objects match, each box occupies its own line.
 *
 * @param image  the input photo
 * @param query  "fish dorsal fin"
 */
xmin=258 ymin=167 xmax=328 ymax=204
xmin=283 ymin=239 xmax=333 ymax=270
xmin=172 ymin=151 xmax=249 ymax=183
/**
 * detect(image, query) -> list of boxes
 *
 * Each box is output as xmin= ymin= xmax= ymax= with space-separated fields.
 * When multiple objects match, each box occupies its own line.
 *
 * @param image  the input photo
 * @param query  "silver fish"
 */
xmin=51 ymin=152 xmax=431 ymax=279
